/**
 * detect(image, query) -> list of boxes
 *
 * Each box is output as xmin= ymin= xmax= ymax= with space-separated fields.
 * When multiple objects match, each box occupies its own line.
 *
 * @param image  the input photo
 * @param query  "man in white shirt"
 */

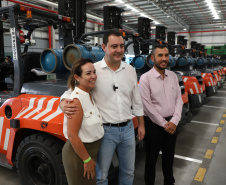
xmin=60 ymin=29 xmax=145 ymax=185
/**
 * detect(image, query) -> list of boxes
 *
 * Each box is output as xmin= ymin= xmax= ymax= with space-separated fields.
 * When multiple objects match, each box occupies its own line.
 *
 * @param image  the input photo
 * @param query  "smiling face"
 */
xmin=151 ymin=47 xmax=169 ymax=72
xmin=75 ymin=62 xmax=97 ymax=92
xmin=102 ymin=35 xmax=124 ymax=65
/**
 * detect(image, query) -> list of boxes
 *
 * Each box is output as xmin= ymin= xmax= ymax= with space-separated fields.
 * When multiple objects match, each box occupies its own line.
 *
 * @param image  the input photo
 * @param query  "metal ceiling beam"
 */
xmin=149 ymin=0 xmax=190 ymax=30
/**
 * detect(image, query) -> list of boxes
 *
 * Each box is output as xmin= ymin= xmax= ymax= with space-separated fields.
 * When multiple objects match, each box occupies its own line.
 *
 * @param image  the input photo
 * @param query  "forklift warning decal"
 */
xmin=10 ymin=27 xmax=18 ymax=60
xmin=15 ymin=97 xmax=63 ymax=122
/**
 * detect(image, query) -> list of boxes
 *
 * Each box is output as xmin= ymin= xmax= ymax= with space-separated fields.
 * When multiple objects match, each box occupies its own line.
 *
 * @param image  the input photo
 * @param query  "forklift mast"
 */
xmin=0 ymin=0 xmax=4 ymax=60
xmin=58 ymin=0 xmax=86 ymax=47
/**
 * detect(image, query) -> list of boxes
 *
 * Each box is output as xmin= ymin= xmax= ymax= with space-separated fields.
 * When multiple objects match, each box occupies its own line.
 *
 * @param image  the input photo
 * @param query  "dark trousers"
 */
xmin=62 ymin=139 xmax=101 ymax=185
xmin=144 ymin=116 xmax=177 ymax=185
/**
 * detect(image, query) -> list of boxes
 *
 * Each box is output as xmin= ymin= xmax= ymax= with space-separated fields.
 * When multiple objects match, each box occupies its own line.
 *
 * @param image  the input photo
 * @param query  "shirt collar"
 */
xmin=151 ymin=67 xmax=169 ymax=79
xmin=100 ymin=57 xmax=125 ymax=71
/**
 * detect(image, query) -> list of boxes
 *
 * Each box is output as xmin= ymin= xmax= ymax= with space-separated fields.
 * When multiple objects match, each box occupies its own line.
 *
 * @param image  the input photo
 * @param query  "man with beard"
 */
xmin=139 ymin=44 xmax=183 ymax=185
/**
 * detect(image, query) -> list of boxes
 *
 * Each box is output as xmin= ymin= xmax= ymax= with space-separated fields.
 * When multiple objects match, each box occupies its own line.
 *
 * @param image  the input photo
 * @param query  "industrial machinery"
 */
xmin=0 ymin=3 xmax=147 ymax=184
xmin=0 ymin=4 xmax=73 ymax=185
xmin=206 ymin=54 xmax=224 ymax=88
xmin=126 ymin=23 xmax=192 ymax=126
xmin=186 ymin=41 xmax=217 ymax=97
xmin=167 ymin=33 xmax=206 ymax=109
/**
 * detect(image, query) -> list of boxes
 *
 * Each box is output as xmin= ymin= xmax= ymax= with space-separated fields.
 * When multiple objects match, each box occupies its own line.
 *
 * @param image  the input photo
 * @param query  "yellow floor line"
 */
xmin=204 ymin=149 xmax=214 ymax=159
xmin=194 ymin=168 xmax=207 ymax=182
xmin=211 ymin=137 xmax=218 ymax=144
xmin=216 ymin=127 xmax=222 ymax=132
xmin=220 ymin=120 xmax=225 ymax=124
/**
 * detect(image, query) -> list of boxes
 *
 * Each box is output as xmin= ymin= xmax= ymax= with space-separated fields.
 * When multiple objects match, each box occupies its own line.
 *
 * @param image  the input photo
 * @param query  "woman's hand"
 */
xmin=83 ymin=159 xmax=96 ymax=179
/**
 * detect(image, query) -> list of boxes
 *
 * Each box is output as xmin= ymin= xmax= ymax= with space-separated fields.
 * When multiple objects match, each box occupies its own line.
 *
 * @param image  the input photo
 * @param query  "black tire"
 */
xmin=16 ymin=133 xmax=67 ymax=185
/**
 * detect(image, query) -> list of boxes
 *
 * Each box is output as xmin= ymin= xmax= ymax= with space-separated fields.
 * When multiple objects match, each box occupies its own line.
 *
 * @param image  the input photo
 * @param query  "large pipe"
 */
xmin=176 ymin=56 xmax=195 ymax=66
xmin=6 ymin=0 xmax=103 ymax=25
xmin=40 ymin=48 xmax=68 ymax=73
xmin=62 ymin=44 xmax=105 ymax=70
xmin=169 ymin=55 xmax=176 ymax=67
xmin=7 ymin=0 xmax=58 ymax=13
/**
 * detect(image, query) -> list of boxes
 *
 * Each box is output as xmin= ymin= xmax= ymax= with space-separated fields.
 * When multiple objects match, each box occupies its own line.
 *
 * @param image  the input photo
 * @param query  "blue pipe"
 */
xmin=196 ymin=57 xmax=207 ymax=66
xmin=176 ymin=56 xmax=194 ymax=66
xmin=132 ymin=55 xmax=146 ymax=69
xmin=169 ymin=55 xmax=176 ymax=67
xmin=62 ymin=44 xmax=105 ymax=70
xmin=40 ymin=48 xmax=68 ymax=73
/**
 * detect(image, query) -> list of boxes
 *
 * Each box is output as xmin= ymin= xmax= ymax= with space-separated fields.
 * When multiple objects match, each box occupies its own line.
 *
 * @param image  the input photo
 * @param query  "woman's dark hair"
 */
xmin=103 ymin=30 xmax=123 ymax=46
xmin=67 ymin=58 xmax=93 ymax=90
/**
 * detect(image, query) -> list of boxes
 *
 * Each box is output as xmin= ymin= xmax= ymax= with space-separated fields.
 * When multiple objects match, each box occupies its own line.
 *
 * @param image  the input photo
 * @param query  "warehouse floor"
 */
xmin=0 ymin=85 xmax=226 ymax=185
xmin=111 ymin=85 xmax=226 ymax=185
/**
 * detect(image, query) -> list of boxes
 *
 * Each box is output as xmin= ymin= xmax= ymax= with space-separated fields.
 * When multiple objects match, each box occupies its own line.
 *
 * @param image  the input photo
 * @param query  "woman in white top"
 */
xmin=62 ymin=58 xmax=104 ymax=185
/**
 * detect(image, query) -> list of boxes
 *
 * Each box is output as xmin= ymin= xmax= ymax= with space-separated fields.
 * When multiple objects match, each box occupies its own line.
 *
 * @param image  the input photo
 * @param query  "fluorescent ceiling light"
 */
xmin=115 ymin=0 xmax=124 ymax=3
xmin=205 ymin=0 xmax=219 ymax=19
xmin=126 ymin=4 xmax=139 ymax=12
xmin=183 ymin=28 xmax=187 ymax=30
xmin=154 ymin=21 xmax=160 ymax=24
xmin=140 ymin=13 xmax=148 ymax=17
xmin=87 ymin=13 xmax=103 ymax=21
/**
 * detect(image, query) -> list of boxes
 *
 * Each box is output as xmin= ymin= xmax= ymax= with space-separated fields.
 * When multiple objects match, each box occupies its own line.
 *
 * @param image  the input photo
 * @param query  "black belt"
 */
xmin=144 ymin=116 xmax=172 ymax=122
xmin=103 ymin=120 xmax=129 ymax=127
xmin=164 ymin=116 xmax=173 ymax=122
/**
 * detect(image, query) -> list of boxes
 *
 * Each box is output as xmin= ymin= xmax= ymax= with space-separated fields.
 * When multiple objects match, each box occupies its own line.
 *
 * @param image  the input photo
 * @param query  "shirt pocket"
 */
xmin=83 ymin=109 xmax=102 ymax=126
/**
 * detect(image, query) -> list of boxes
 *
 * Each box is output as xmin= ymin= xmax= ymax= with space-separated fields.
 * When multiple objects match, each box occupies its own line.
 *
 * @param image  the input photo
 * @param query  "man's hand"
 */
xmin=164 ymin=121 xmax=177 ymax=135
xmin=59 ymin=99 xmax=78 ymax=118
xmin=138 ymin=124 xmax=145 ymax=141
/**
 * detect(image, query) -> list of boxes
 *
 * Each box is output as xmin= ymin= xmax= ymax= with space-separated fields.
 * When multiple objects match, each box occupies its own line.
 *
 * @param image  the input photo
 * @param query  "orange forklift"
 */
xmin=167 ymin=33 xmax=206 ymax=109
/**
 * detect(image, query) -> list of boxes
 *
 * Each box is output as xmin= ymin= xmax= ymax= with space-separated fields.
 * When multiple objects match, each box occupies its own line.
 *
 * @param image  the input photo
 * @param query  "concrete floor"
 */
xmin=1 ymin=85 xmax=226 ymax=185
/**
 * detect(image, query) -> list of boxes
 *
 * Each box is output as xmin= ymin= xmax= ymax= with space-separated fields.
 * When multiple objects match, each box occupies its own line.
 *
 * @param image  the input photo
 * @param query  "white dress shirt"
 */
xmin=61 ymin=58 xmax=143 ymax=124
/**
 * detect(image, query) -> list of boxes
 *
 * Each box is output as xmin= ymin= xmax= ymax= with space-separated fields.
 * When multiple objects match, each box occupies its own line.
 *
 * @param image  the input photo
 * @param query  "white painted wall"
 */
xmin=174 ymin=28 xmax=226 ymax=47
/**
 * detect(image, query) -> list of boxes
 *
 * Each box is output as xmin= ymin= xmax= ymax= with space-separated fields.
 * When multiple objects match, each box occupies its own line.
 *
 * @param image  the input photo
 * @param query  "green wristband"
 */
xmin=83 ymin=156 xmax=91 ymax=163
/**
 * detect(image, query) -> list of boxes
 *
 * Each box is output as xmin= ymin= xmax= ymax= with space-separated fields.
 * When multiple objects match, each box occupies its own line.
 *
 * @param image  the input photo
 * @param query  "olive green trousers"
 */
xmin=62 ymin=139 xmax=101 ymax=185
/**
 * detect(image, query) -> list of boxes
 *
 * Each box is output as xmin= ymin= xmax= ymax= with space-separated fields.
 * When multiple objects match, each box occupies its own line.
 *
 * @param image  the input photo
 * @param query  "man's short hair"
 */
xmin=103 ymin=30 xmax=123 ymax=46
xmin=151 ymin=44 xmax=168 ymax=55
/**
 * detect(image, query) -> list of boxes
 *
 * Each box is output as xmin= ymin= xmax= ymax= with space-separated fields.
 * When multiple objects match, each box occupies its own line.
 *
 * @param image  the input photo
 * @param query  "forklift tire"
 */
xmin=16 ymin=133 xmax=67 ymax=185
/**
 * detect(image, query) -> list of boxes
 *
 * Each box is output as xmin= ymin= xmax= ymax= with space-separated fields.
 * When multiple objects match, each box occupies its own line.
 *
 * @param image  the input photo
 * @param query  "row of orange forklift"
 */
xmin=125 ymin=19 xmax=226 ymax=127
xmin=0 ymin=2 xmax=225 ymax=185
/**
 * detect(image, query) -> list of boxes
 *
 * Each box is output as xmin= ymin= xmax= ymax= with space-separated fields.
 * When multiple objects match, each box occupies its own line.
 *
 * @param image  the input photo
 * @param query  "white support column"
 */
xmin=187 ymin=31 xmax=191 ymax=49
xmin=94 ymin=23 xmax=99 ymax=45
xmin=51 ymin=7 xmax=56 ymax=48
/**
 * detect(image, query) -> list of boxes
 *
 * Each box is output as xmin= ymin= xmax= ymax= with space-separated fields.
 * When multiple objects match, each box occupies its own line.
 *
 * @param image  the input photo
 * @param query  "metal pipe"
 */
xmin=6 ymin=0 xmax=58 ymax=13
xmin=48 ymin=26 xmax=51 ymax=48
xmin=6 ymin=0 xmax=104 ymax=26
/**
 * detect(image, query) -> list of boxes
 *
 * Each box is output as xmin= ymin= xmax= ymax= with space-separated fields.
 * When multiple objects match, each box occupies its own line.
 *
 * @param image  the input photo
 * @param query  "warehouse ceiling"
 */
xmin=85 ymin=0 xmax=226 ymax=32
xmin=8 ymin=0 xmax=226 ymax=33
